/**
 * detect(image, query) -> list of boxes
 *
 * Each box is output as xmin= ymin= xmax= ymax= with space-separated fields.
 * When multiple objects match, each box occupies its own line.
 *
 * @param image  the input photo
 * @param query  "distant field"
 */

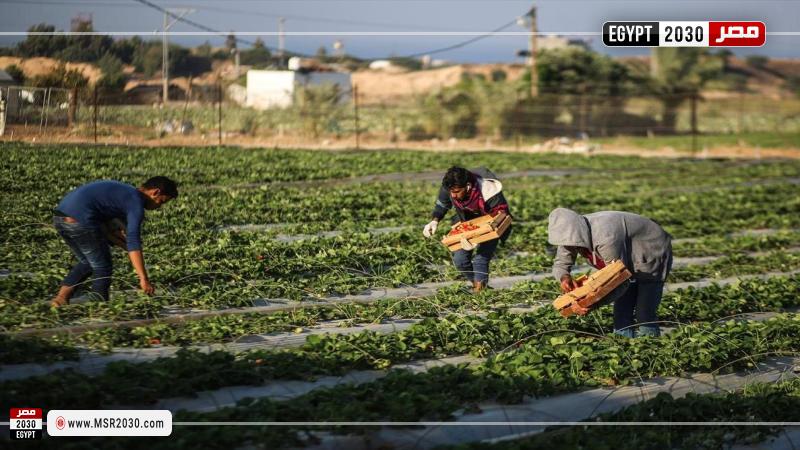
xmin=595 ymin=131 xmax=800 ymax=151
xmin=74 ymin=93 xmax=800 ymax=146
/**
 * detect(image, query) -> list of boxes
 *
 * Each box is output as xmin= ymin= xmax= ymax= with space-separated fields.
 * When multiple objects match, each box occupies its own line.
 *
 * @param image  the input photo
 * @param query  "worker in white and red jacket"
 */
xmin=422 ymin=166 xmax=511 ymax=293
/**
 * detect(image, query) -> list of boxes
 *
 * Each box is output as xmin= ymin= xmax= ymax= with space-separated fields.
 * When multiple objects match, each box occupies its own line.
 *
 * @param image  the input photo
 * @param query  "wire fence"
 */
xmin=0 ymin=86 xmax=73 ymax=133
xmin=1 ymin=82 xmax=798 ymax=151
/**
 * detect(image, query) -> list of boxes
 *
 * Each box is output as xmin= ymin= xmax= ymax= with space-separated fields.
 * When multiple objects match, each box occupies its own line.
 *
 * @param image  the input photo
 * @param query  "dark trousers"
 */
xmin=53 ymin=216 xmax=113 ymax=301
xmin=613 ymin=280 xmax=664 ymax=337
xmin=452 ymin=238 xmax=500 ymax=284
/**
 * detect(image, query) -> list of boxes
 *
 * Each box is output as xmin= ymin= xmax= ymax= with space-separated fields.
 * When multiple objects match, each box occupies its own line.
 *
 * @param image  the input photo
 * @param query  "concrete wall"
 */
xmin=246 ymin=70 xmax=352 ymax=110
xmin=246 ymin=70 xmax=296 ymax=109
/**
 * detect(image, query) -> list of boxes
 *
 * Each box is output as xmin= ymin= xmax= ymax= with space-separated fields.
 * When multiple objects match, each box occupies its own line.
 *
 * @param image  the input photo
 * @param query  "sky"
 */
xmin=0 ymin=0 xmax=797 ymax=62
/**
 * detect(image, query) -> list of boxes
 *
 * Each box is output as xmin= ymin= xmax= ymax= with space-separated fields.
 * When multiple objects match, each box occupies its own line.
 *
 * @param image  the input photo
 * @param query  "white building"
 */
xmin=246 ymin=70 xmax=352 ymax=110
xmin=538 ymin=34 xmax=592 ymax=51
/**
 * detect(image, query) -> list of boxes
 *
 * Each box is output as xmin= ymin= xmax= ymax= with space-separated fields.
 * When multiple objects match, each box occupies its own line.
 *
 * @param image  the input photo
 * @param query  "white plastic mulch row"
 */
xmin=13 ymin=245 xmax=798 ymax=339
xmin=108 ymin=309 xmax=793 ymax=414
xmin=2 ymin=269 xmax=798 ymax=383
xmin=152 ymin=354 xmax=482 ymax=413
xmin=0 ymin=319 xmax=422 ymax=382
xmin=3 ymin=263 xmax=799 ymax=383
xmin=301 ymin=357 xmax=800 ymax=450
xmin=3 ymin=284 xmax=800 ymax=449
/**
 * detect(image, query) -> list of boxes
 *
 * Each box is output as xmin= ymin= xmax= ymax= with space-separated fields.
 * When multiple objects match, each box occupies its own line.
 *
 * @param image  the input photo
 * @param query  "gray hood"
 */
xmin=547 ymin=207 xmax=591 ymax=248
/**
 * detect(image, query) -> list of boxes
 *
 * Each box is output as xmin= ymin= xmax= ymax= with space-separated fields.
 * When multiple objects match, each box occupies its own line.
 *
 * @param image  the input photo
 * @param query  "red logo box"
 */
xmin=709 ymin=21 xmax=766 ymax=47
xmin=9 ymin=408 xmax=42 ymax=440
xmin=10 ymin=408 xmax=42 ymax=420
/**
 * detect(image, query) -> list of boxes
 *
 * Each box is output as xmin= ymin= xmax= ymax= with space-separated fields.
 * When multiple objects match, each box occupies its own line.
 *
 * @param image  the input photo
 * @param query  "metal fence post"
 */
xmin=690 ymin=93 xmax=698 ymax=154
xmin=93 ymin=85 xmax=98 ymax=144
xmin=68 ymin=87 xmax=78 ymax=128
xmin=353 ymin=84 xmax=360 ymax=150
xmin=43 ymin=87 xmax=53 ymax=138
xmin=38 ymin=87 xmax=47 ymax=134
xmin=217 ymin=83 xmax=222 ymax=147
xmin=0 ymin=89 xmax=5 ymax=137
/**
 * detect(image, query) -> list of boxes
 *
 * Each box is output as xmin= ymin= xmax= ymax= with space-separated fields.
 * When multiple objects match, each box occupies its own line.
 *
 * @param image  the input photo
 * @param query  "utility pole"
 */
xmin=527 ymin=5 xmax=538 ymax=97
xmin=278 ymin=17 xmax=286 ymax=68
xmin=162 ymin=12 xmax=168 ymax=104
xmin=162 ymin=8 xmax=194 ymax=104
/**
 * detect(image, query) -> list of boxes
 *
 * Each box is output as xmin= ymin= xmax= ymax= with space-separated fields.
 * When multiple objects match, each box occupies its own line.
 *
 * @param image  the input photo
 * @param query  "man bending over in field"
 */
xmin=422 ymin=166 xmax=511 ymax=293
xmin=49 ymin=177 xmax=178 ymax=307
xmin=547 ymin=207 xmax=672 ymax=337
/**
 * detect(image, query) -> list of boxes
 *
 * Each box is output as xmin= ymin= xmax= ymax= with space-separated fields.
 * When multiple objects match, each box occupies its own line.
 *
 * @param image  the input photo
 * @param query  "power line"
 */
xmin=0 ymin=0 xmax=464 ymax=30
xmin=3 ymin=0 xmax=529 ymax=62
xmin=130 ymin=0 xmax=253 ymax=44
xmin=171 ymin=3 xmax=470 ymax=32
xmin=130 ymin=0 xmax=308 ymax=56
xmin=400 ymin=18 xmax=519 ymax=58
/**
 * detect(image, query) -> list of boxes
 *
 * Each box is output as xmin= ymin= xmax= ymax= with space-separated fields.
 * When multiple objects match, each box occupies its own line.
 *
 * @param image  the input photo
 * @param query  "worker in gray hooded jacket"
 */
xmin=547 ymin=208 xmax=673 ymax=337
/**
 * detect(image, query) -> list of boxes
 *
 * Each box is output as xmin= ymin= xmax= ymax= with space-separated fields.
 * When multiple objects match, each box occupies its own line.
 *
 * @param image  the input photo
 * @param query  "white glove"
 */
xmin=460 ymin=236 xmax=476 ymax=251
xmin=422 ymin=220 xmax=439 ymax=238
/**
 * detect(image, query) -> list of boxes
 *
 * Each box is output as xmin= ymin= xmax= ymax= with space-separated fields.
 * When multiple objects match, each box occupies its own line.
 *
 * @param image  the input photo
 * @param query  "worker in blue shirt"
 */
xmin=49 ymin=177 xmax=178 ymax=307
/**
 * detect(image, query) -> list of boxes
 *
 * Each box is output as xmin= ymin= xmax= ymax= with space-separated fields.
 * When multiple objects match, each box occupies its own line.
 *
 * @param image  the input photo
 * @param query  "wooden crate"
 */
xmin=441 ymin=212 xmax=512 ymax=252
xmin=552 ymin=260 xmax=632 ymax=317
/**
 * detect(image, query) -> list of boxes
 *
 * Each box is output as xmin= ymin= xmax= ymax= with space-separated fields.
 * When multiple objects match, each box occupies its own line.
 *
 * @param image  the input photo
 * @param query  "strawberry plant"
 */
xmin=3 ymin=143 xmax=800 ymax=449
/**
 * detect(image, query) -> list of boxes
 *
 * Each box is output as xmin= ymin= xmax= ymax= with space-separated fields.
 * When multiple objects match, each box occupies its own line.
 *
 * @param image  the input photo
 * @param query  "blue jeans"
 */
xmin=53 ymin=216 xmax=113 ymax=301
xmin=613 ymin=280 xmax=664 ymax=337
xmin=452 ymin=238 xmax=500 ymax=284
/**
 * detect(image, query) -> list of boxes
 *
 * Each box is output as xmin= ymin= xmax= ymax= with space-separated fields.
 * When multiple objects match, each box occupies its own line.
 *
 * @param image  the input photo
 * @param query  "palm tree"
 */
xmin=650 ymin=48 xmax=723 ymax=133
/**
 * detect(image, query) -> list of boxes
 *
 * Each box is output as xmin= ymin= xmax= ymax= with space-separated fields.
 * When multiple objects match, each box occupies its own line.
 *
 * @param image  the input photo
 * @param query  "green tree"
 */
xmin=134 ymin=44 xmax=162 ymax=77
xmin=787 ymin=75 xmax=800 ymax=98
xmin=716 ymin=49 xmax=734 ymax=70
xmin=225 ymin=33 xmax=237 ymax=52
xmin=58 ymin=21 xmax=113 ymax=62
xmin=419 ymin=89 xmax=480 ymax=139
xmin=28 ymin=64 xmax=88 ymax=90
xmin=110 ymin=37 xmax=142 ymax=65
xmin=650 ymin=48 xmax=724 ymax=133
xmin=16 ymin=24 xmax=68 ymax=58
xmin=745 ymin=55 xmax=769 ymax=69
xmin=491 ymin=69 xmax=507 ymax=82
xmin=387 ymin=57 xmax=422 ymax=71
xmin=292 ymin=83 xmax=347 ymax=138
xmin=459 ymin=74 xmax=520 ymax=138
xmin=96 ymin=53 xmax=127 ymax=93
xmin=196 ymin=41 xmax=213 ymax=58
xmin=5 ymin=64 xmax=25 ymax=84
xmin=17 ymin=22 xmax=114 ymax=63
xmin=168 ymin=46 xmax=211 ymax=77
xmin=240 ymin=38 xmax=272 ymax=67
xmin=535 ymin=47 xmax=640 ymax=136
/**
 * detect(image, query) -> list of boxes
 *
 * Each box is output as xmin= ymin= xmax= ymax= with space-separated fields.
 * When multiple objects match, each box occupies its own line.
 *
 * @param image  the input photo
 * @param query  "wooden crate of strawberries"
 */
xmin=552 ymin=260 xmax=632 ymax=317
xmin=440 ymin=212 xmax=512 ymax=252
